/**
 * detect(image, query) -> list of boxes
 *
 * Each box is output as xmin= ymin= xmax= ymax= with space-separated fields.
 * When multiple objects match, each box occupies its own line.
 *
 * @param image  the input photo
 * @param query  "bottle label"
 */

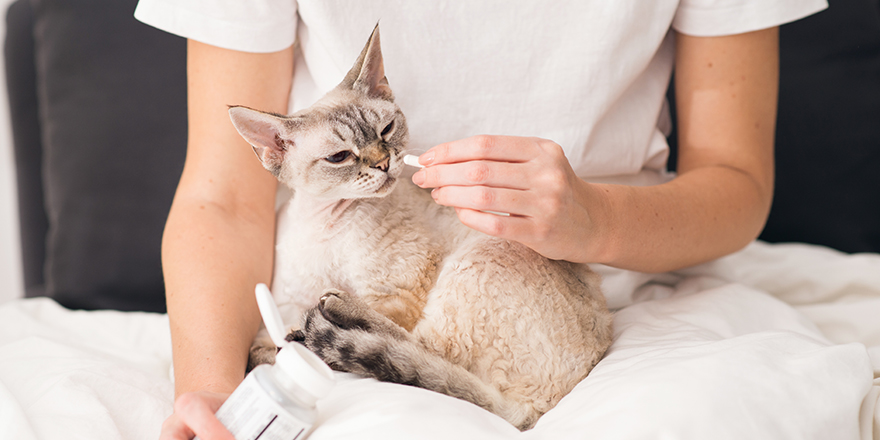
xmin=207 ymin=373 xmax=311 ymax=440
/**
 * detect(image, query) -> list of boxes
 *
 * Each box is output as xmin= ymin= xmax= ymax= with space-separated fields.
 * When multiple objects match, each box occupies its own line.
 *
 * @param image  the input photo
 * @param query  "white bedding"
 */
xmin=1 ymin=241 xmax=879 ymax=440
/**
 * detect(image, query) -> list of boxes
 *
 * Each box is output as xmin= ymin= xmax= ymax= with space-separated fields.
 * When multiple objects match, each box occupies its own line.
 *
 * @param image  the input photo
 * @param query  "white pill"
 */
xmin=403 ymin=154 xmax=424 ymax=168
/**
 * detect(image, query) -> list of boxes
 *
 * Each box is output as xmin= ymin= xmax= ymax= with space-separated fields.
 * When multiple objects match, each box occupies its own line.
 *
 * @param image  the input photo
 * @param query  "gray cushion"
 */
xmin=759 ymin=0 xmax=880 ymax=253
xmin=28 ymin=0 xmax=187 ymax=312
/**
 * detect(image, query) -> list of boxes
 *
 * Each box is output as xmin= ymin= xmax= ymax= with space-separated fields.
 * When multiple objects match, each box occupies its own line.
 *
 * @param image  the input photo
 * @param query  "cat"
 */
xmin=228 ymin=25 xmax=613 ymax=431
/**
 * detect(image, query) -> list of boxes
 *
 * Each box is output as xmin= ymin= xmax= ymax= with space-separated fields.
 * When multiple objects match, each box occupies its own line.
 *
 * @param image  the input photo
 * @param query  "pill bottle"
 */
xmin=196 ymin=284 xmax=335 ymax=440
xmin=211 ymin=342 xmax=333 ymax=440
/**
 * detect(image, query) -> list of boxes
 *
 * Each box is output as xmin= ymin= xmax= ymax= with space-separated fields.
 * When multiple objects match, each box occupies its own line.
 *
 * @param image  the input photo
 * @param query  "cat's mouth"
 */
xmin=376 ymin=176 xmax=397 ymax=194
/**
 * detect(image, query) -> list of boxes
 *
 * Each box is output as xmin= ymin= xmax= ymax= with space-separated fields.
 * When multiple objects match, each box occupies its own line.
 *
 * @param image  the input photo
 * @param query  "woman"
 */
xmin=134 ymin=1 xmax=828 ymax=438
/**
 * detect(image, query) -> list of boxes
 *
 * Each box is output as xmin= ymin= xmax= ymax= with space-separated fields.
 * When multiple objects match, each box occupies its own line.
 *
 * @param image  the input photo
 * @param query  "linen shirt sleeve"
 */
xmin=674 ymin=0 xmax=827 ymax=36
xmin=134 ymin=0 xmax=297 ymax=53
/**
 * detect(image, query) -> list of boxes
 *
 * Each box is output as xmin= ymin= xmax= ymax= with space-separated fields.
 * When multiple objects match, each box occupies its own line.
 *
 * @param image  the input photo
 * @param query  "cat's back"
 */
xmin=414 ymin=233 xmax=611 ymax=412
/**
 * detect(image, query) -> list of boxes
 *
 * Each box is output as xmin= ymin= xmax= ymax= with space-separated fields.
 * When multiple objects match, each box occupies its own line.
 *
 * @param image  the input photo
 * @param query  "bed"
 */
xmin=2 ymin=241 xmax=879 ymax=439
xmin=4 ymin=0 xmax=880 ymax=438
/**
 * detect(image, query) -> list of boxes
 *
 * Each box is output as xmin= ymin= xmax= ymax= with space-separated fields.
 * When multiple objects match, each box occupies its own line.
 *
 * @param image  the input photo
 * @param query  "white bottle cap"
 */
xmin=255 ymin=284 xmax=335 ymax=399
xmin=274 ymin=343 xmax=335 ymax=399
xmin=255 ymin=283 xmax=289 ymax=348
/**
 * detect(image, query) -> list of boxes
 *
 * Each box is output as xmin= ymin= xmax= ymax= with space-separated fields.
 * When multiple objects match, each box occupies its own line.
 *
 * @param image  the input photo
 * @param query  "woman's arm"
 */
xmin=159 ymin=40 xmax=293 ymax=439
xmin=413 ymin=27 xmax=778 ymax=272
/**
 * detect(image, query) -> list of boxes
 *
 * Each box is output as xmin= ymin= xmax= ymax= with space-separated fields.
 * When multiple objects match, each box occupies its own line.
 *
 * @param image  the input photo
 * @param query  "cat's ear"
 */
xmin=340 ymin=24 xmax=393 ymax=100
xmin=228 ymin=106 xmax=294 ymax=174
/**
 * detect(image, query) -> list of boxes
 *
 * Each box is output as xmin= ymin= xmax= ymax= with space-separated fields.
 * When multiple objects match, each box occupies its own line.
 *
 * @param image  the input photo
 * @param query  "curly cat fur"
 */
xmin=231 ymin=26 xmax=613 ymax=430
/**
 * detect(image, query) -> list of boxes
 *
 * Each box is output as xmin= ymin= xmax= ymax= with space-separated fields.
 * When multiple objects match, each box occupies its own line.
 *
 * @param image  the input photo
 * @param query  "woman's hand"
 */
xmin=411 ymin=28 xmax=779 ymax=273
xmin=411 ymin=135 xmax=606 ymax=263
xmin=159 ymin=391 xmax=234 ymax=440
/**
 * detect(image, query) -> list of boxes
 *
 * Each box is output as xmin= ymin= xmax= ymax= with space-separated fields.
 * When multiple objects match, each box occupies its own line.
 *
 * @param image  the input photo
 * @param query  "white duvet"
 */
xmin=1 ymin=241 xmax=879 ymax=440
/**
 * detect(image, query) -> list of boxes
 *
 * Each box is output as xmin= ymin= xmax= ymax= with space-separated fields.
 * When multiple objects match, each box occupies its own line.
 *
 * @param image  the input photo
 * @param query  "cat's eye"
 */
xmin=325 ymin=151 xmax=352 ymax=163
xmin=380 ymin=121 xmax=395 ymax=139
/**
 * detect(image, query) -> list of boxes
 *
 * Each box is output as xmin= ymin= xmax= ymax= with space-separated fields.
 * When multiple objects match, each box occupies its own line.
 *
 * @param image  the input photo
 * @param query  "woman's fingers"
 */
xmin=414 ymin=135 xmax=569 ymax=191
xmin=421 ymin=135 xmax=541 ymax=166
xmin=159 ymin=413 xmax=194 ymax=440
xmin=412 ymin=134 xmax=594 ymax=262
xmin=431 ymin=185 xmax=531 ymax=217
xmin=159 ymin=391 xmax=235 ymax=440
xmin=454 ymin=207 xmax=535 ymax=241
xmin=413 ymin=160 xmax=532 ymax=190
xmin=176 ymin=392 xmax=235 ymax=440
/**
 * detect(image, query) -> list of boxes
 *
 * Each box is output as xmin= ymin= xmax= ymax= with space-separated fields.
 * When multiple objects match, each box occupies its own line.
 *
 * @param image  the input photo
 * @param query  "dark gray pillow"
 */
xmin=29 ymin=0 xmax=187 ymax=312
xmin=759 ymin=0 xmax=880 ymax=253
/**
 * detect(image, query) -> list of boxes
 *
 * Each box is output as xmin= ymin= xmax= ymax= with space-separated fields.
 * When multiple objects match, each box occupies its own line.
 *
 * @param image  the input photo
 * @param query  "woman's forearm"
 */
xmin=581 ymin=164 xmax=771 ymax=272
xmin=162 ymin=197 xmax=275 ymax=396
xmin=164 ymin=40 xmax=293 ymax=397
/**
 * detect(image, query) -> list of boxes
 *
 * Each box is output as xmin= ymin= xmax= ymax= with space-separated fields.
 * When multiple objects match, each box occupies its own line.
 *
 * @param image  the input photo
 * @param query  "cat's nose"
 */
xmin=371 ymin=155 xmax=390 ymax=172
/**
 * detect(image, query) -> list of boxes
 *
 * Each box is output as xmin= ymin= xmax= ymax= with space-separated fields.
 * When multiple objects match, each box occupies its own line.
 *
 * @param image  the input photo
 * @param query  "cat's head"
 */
xmin=229 ymin=25 xmax=408 ymax=200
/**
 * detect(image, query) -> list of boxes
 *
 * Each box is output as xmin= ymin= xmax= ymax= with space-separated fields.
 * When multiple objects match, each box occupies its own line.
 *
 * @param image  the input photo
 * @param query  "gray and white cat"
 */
xmin=229 ymin=26 xmax=612 ymax=431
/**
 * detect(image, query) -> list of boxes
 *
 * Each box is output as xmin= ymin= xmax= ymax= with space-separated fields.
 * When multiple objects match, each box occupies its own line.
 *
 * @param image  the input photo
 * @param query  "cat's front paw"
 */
xmin=299 ymin=294 xmax=412 ymax=380
xmin=297 ymin=289 xmax=412 ymax=372
xmin=286 ymin=329 xmax=305 ymax=343
xmin=318 ymin=289 xmax=374 ymax=331
xmin=319 ymin=289 xmax=409 ymax=339
xmin=249 ymin=327 xmax=305 ymax=372
xmin=247 ymin=334 xmax=278 ymax=372
xmin=297 ymin=303 xmax=357 ymax=371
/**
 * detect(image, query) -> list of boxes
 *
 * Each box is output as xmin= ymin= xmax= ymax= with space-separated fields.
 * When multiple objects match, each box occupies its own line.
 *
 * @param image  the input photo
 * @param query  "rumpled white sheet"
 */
xmin=1 ymin=241 xmax=878 ymax=440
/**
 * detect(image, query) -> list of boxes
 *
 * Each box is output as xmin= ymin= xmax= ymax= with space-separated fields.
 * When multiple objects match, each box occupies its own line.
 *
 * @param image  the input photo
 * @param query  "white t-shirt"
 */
xmin=135 ymin=0 xmax=825 ymax=184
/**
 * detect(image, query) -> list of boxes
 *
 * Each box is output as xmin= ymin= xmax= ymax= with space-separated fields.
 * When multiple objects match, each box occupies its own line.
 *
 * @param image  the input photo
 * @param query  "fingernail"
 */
xmin=421 ymin=151 xmax=434 ymax=165
xmin=412 ymin=170 xmax=425 ymax=186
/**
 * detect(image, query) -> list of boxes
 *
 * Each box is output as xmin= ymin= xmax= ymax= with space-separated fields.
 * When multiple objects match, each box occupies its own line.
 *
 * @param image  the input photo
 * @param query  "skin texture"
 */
xmin=160 ymin=27 xmax=779 ymax=439
xmin=158 ymin=40 xmax=292 ymax=440
xmin=413 ymin=28 xmax=778 ymax=272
